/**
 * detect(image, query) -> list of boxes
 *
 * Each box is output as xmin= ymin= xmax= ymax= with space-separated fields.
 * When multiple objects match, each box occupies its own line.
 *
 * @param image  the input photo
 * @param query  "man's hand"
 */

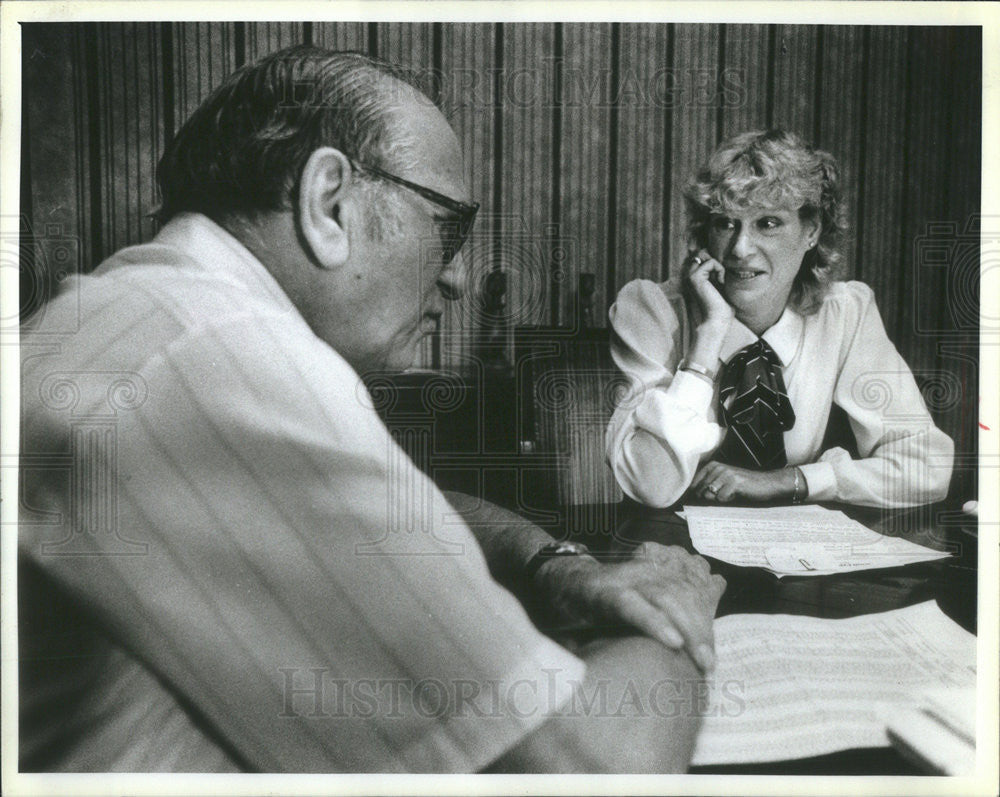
xmin=441 ymin=490 xmax=725 ymax=671
xmin=535 ymin=543 xmax=726 ymax=672
xmin=691 ymin=461 xmax=796 ymax=502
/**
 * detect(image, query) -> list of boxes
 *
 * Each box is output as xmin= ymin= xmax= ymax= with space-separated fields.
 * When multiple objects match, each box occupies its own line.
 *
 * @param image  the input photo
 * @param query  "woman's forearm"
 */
xmin=607 ymin=378 xmax=724 ymax=507
xmin=685 ymin=320 xmax=729 ymax=374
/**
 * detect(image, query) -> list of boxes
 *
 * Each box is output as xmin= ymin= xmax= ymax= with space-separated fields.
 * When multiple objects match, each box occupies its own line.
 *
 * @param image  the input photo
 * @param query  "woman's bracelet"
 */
xmin=678 ymin=358 xmax=718 ymax=384
xmin=790 ymin=466 xmax=805 ymax=504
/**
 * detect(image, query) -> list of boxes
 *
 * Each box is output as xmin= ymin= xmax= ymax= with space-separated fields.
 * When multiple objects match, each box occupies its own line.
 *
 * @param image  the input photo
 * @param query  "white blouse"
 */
xmin=605 ymin=279 xmax=954 ymax=508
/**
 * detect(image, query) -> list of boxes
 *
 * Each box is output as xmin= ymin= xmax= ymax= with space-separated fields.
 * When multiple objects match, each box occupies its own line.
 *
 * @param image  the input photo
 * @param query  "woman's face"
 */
xmin=706 ymin=204 xmax=818 ymax=318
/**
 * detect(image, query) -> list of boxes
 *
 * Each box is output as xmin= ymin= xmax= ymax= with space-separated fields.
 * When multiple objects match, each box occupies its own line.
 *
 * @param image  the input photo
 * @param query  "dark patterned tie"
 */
xmin=716 ymin=338 xmax=796 ymax=470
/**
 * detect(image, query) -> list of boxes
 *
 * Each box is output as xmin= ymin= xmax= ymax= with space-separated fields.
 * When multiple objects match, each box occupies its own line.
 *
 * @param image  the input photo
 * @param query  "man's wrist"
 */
xmin=523 ymin=541 xmax=594 ymax=584
xmin=520 ymin=547 xmax=601 ymax=632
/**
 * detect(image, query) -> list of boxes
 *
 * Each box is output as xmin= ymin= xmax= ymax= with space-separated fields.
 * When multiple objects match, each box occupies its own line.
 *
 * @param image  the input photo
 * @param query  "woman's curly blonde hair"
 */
xmin=683 ymin=129 xmax=847 ymax=313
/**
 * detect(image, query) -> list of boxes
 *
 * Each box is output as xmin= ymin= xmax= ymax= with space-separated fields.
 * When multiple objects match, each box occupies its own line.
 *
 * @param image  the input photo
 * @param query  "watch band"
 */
xmin=523 ymin=541 xmax=591 ymax=582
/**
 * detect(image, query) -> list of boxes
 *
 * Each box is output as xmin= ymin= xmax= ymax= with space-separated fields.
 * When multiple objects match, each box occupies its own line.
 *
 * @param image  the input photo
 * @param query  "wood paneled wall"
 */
xmin=21 ymin=22 xmax=981 ymax=490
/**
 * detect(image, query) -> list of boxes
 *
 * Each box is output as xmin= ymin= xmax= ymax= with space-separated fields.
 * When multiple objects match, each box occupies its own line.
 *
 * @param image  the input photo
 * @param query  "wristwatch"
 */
xmin=523 ymin=541 xmax=591 ymax=582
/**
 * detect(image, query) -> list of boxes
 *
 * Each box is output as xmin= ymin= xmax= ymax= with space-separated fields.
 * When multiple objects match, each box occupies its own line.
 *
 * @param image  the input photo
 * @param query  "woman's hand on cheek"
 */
xmin=690 ymin=461 xmax=795 ymax=502
xmin=685 ymin=249 xmax=734 ymax=327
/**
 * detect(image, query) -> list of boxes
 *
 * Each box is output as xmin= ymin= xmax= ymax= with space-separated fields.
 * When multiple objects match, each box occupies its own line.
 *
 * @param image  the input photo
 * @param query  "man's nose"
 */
xmin=438 ymin=249 xmax=467 ymax=301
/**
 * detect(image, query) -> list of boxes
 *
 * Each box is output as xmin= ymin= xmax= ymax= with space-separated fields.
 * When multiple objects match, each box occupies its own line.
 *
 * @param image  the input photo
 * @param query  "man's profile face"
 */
xmin=320 ymin=91 xmax=471 ymax=375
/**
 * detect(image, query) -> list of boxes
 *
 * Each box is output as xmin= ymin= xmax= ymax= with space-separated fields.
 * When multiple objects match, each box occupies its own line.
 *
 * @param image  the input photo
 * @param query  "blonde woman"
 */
xmin=606 ymin=129 xmax=953 ymax=509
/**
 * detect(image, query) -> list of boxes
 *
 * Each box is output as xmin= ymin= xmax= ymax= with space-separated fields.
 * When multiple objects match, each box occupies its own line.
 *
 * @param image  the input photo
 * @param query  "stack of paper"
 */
xmin=682 ymin=504 xmax=950 ymax=576
xmin=884 ymin=687 xmax=977 ymax=774
xmin=691 ymin=601 xmax=977 ymax=766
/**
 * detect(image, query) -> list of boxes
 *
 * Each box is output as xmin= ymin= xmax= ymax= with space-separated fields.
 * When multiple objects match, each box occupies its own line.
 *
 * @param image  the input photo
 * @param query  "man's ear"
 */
xmin=299 ymin=147 xmax=353 ymax=270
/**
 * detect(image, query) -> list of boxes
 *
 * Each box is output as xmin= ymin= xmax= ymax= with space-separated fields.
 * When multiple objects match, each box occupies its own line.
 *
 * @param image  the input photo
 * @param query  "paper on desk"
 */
xmin=691 ymin=601 xmax=977 ymax=766
xmin=883 ymin=686 xmax=977 ymax=774
xmin=683 ymin=504 xmax=950 ymax=576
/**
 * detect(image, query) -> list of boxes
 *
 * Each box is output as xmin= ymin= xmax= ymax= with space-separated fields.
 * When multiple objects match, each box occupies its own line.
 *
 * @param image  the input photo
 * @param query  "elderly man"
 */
xmin=19 ymin=46 xmax=725 ymax=773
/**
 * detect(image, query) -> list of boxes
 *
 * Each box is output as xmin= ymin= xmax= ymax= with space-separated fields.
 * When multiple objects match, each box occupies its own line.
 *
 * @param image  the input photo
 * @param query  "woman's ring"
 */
xmin=691 ymin=255 xmax=704 ymax=267
xmin=706 ymin=483 xmax=718 ymax=494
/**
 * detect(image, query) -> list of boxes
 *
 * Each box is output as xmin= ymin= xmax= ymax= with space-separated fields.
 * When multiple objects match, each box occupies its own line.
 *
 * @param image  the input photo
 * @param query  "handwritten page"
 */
xmin=682 ymin=504 xmax=950 ymax=576
xmin=691 ymin=601 xmax=977 ymax=766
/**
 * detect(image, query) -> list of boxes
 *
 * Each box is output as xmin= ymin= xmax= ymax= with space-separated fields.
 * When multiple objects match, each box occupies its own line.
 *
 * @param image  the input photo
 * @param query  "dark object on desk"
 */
xmin=368 ymin=328 xmax=625 ymax=517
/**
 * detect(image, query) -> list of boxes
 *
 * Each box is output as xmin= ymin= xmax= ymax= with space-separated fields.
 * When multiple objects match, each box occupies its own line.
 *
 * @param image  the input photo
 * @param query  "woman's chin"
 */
xmin=722 ymin=277 xmax=767 ymax=307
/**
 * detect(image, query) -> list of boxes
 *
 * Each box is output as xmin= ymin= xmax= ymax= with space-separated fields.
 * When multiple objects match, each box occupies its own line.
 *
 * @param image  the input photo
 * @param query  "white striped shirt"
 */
xmin=19 ymin=213 xmax=584 ymax=772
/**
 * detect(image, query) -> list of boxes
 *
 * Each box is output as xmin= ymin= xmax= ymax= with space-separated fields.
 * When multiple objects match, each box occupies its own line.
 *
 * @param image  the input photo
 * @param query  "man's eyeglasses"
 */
xmin=348 ymin=157 xmax=479 ymax=264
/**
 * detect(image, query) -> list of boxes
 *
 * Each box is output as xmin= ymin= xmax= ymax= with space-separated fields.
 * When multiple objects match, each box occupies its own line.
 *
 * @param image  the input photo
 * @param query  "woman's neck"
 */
xmin=735 ymin=301 xmax=785 ymax=337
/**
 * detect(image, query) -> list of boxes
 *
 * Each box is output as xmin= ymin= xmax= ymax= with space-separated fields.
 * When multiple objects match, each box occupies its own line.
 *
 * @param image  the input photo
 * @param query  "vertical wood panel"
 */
xmin=95 ymin=23 xmax=164 ymax=255
xmin=22 ymin=24 xmax=89 ymax=279
xmin=72 ymin=28 xmax=96 ymax=274
xmin=500 ymin=23 xmax=556 ymax=327
xmin=903 ymin=27 xmax=951 ymax=375
xmin=440 ymin=24 xmax=497 ymax=369
xmin=173 ymin=23 xmax=237 ymax=124
xmin=720 ymin=24 xmax=769 ymax=139
xmin=614 ymin=23 xmax=670 ymax=293
xmin=376 ymin=23 xmax=437 ymax=366
xmin=858 ymin=27 xmax=907 ymax=339
xmin=770 ymin=25 xmax=818 ymax=136
xmin=900 ymin=28 xmax=979 ymax=470
xmin=942 ymin=27 xmax=982 ymax=335
xmin=559 ymin=23 xmax=613 ymax=327
xmin=668 ymin=24 xmax=721 ymax=278
xmin=313 ymin=22 xmax=368 ymax=52
xmin=941 ymin=28 xmax=981 ymax=474
xmin=20 ymin=22 xmax=983 ymax=486
xmin=377 ymin=22 xmax=434 ymax=70
xmin=244 ymin=22 xmax=304 ymax=62
xmin=816 ymin=26 xmax=865 ymax=279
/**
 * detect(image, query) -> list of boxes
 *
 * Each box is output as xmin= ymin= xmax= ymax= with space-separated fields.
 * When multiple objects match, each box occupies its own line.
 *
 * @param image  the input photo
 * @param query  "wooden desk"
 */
xmin=571 ymin=499 xmax=979 ymax=774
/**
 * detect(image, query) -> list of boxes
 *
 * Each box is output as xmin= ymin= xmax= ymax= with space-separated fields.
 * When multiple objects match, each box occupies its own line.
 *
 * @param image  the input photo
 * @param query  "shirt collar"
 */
xmin=151 ymin=212 xmax=295 ymax=312
xmin=718 ymin=304 xmax=804 ymax=367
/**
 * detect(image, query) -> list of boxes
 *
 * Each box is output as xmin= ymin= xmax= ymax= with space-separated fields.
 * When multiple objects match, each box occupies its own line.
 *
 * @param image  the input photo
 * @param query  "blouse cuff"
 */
xmin=667 ymin=368 xmax=715 ymax=410
xmin=797 ymin=460 xmax=837 ymax=502
xmin=633 ymin=368 xmax=715 ymax=436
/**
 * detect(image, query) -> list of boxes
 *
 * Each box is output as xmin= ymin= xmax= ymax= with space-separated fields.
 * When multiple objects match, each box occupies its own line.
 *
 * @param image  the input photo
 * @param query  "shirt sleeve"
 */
xmin=20 ymin=312 xmax=585 ymax=773
xmin=797 ymin=282 xmax=954 ymax=507
xmin=605 ymin=280 xmax=725 ymax=507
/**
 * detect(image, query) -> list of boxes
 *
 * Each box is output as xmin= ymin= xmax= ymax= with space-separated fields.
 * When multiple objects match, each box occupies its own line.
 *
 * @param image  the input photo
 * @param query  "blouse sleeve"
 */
xmin=797 ymin=282 xmax=955 ymax=507
xmin=605 ymin=280 xmax=725 ymax=507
